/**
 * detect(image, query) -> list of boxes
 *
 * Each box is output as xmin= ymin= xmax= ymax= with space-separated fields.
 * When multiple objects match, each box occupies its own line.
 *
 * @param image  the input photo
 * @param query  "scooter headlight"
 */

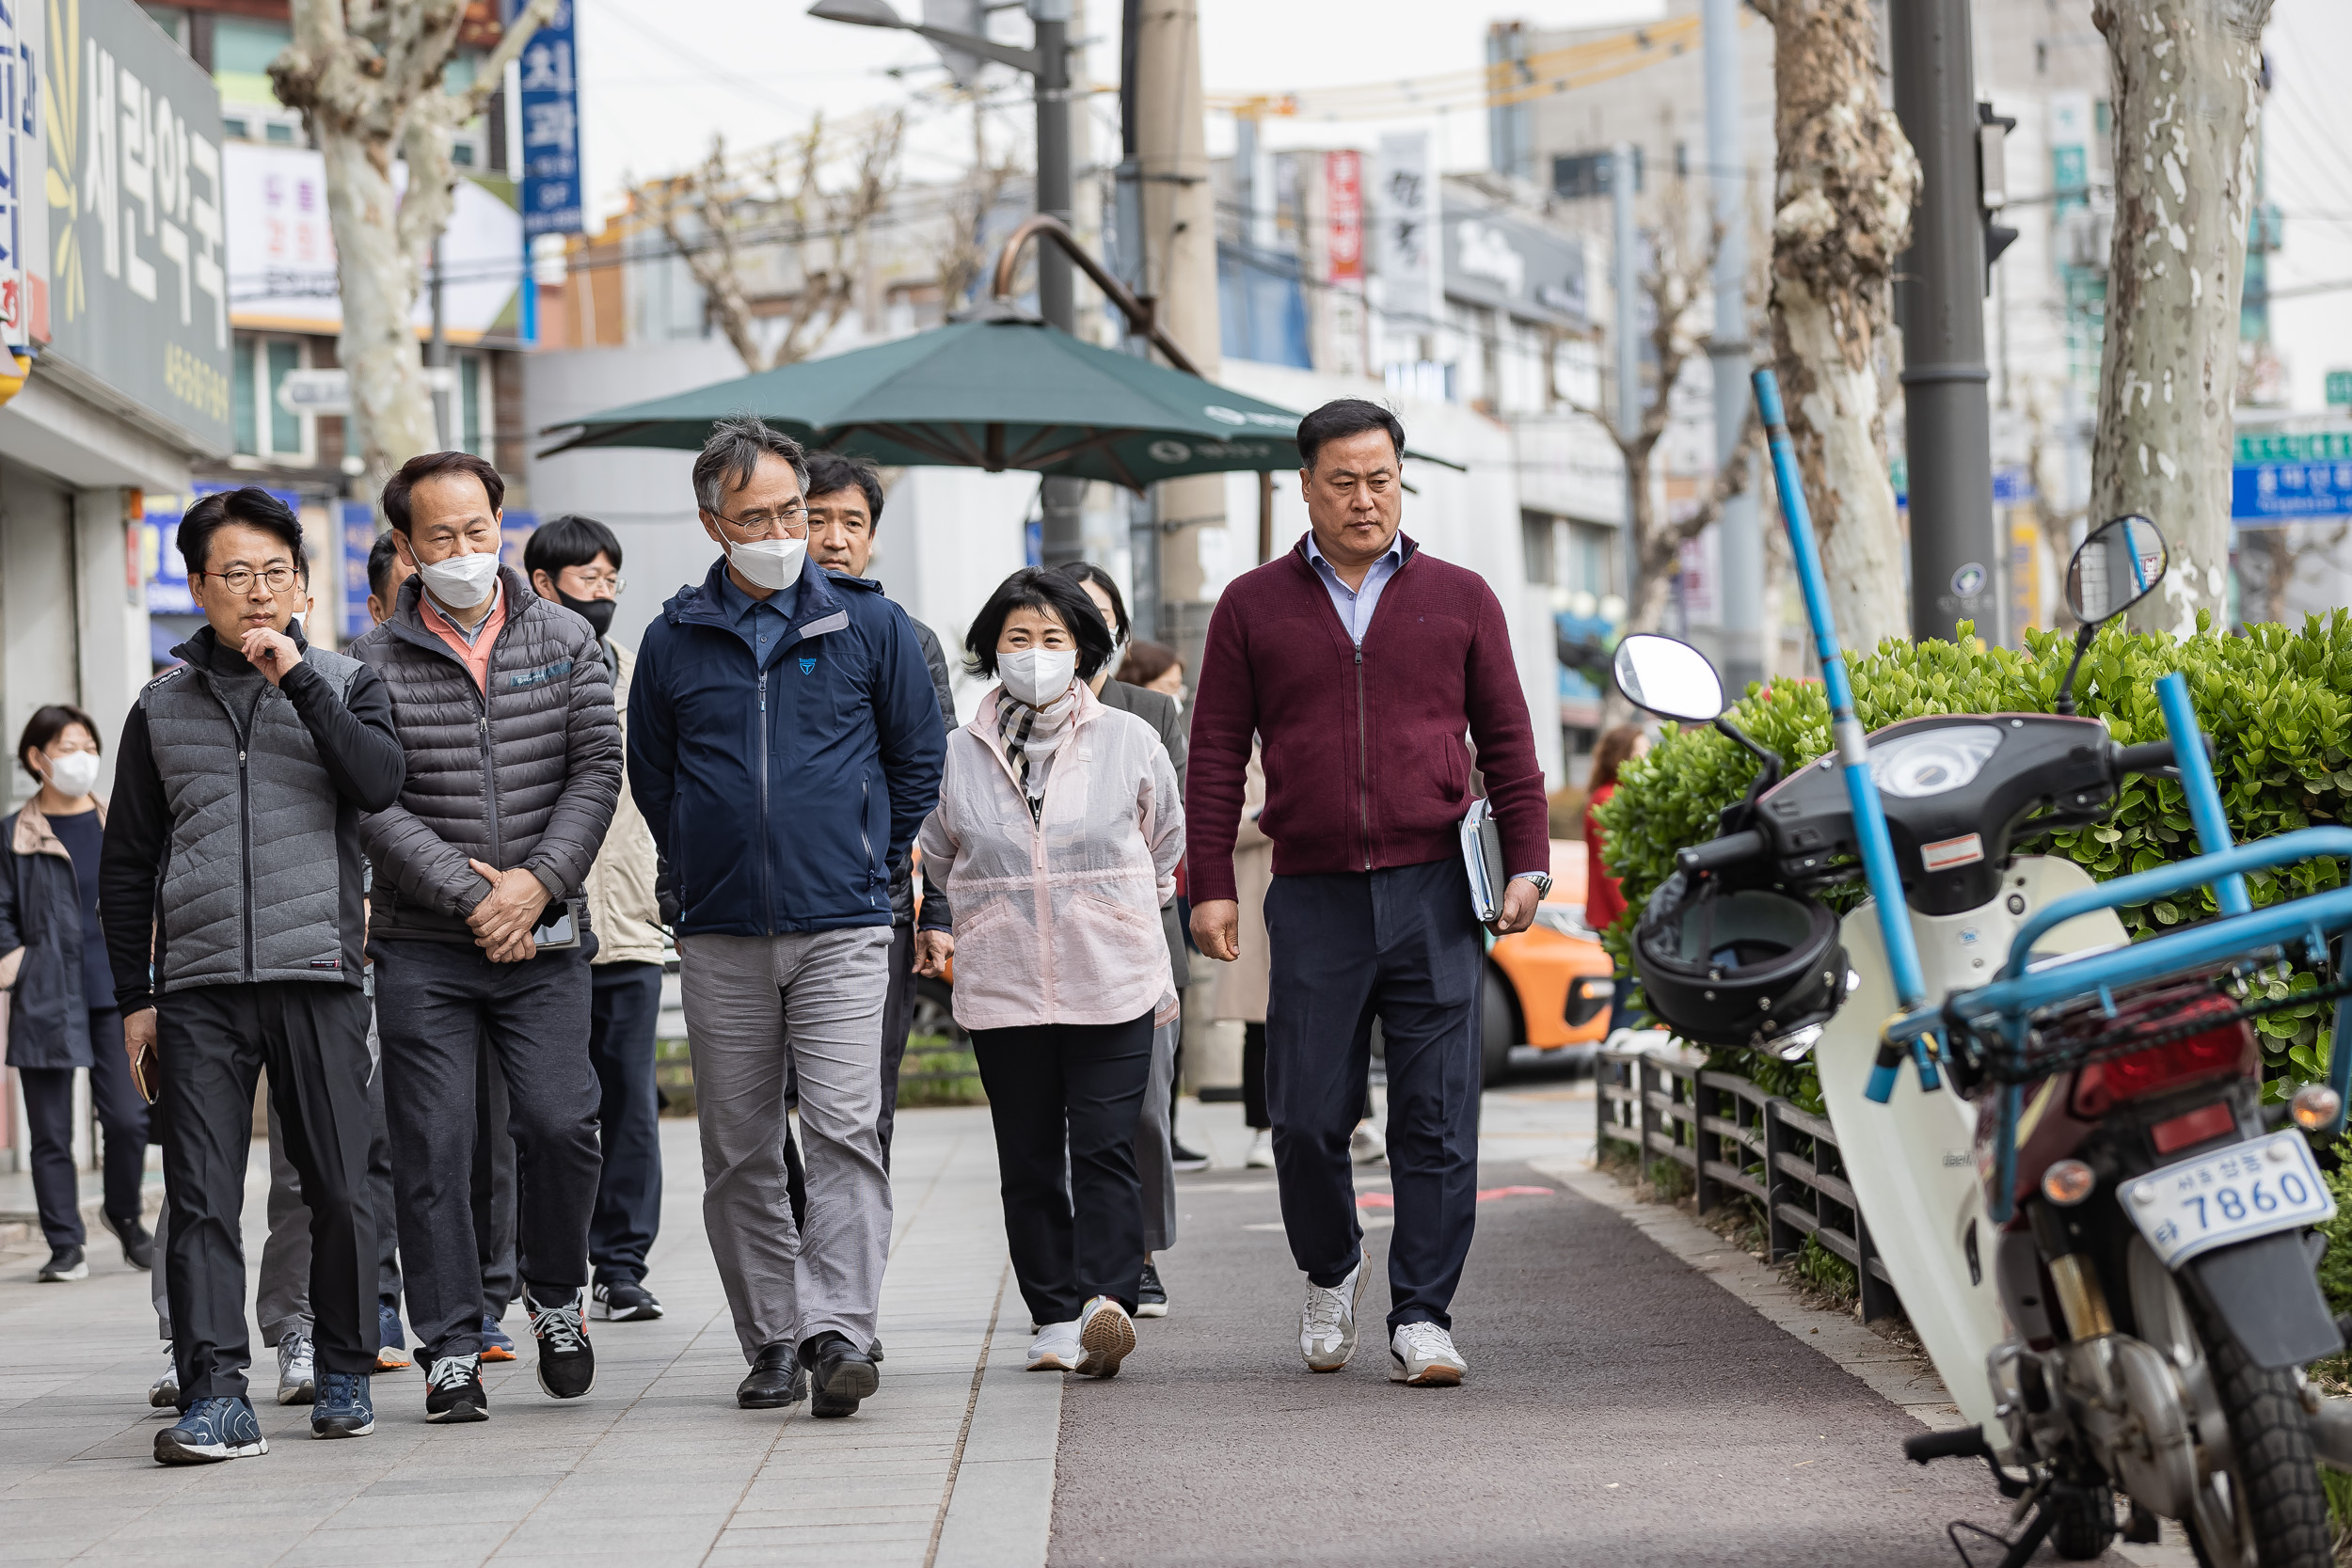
xmin=1867 ymin=725 xmax=2005 ymax=800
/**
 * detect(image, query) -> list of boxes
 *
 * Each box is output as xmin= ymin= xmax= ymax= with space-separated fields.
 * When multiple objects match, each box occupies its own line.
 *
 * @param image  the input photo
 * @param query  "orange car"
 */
xmin=1480 ymin=838 xmax=1617 ymax=1085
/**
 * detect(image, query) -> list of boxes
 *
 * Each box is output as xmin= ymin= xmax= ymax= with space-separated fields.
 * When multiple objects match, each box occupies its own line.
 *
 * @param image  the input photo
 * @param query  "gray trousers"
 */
xmin=681 ymin=927 xmax=895 ymax=1362
xmin=1133 ymin=1013 xmax=1179 ymax=1254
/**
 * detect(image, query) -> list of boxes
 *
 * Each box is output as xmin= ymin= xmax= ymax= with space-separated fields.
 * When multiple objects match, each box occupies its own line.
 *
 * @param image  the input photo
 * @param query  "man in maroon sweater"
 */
xmin=1188 ymin=399 xmax=1550 ymax=1387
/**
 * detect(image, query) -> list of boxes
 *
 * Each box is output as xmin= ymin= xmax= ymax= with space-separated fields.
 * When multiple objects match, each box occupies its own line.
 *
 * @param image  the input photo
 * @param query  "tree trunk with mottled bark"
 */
xmin=1759 ymin=0 xmax=1917 ymax=655
xmin=272 ymin=0 xmax=555 ymax=487
xmin=2090 ymin=0 xmax=2272 ymax=635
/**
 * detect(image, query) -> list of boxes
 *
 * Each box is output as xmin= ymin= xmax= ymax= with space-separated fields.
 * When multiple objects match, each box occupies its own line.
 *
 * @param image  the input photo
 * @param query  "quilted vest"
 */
xmin=140 ymin=645 xmax=365 ymax=991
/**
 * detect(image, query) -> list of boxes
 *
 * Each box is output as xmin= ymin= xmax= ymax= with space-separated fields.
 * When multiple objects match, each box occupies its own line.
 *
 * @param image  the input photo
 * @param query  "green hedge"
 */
xmin=1593 ymin=612 xmax=2352 ymax=1100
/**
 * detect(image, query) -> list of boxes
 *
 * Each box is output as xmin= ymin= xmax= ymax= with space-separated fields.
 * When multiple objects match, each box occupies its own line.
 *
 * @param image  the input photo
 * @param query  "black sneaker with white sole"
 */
xmin=1136 ymin=1261 xmax=1168 ymax=1318
xmin=424 ymin=1354 xmax=489 ymax=1423
xmin=526 ymin=1286 xmax=596 ymax=1399
xmin=591 ymin=1280 xmax=664 ymax=1322
xmin=37 ymin=1244 xmax=87 ymax=1281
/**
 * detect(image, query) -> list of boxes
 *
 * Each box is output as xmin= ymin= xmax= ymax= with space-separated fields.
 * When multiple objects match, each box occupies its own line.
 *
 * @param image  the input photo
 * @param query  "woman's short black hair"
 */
xmin=178 ymin=486 xmax=308 ymax=582
xmin=523 ymin=514 xmax=624 ymax=581
xmin=1052 ymin=562 xmax=1130 ymax=642
xmin=18 ymin=703 xmax=100 ymax=781
xmin=964 ymin=568 xmax=1116 ymax=681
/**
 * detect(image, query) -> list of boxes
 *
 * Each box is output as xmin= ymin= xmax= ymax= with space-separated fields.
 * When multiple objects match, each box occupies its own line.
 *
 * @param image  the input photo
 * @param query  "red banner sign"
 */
xmin=1326 ymin=150 xmax=1363 ymax=282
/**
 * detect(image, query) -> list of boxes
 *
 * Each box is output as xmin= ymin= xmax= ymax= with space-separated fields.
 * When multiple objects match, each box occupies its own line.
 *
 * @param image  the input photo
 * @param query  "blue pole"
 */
xmin=2155 ymin=671 xmax=2249 ymax=917
xmin=1752 ymin=369 xmax=1928 ymax=1104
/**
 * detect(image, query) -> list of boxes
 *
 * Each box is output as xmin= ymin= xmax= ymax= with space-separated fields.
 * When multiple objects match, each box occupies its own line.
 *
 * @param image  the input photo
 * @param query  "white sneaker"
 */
xmin=1075 ymin=1296 xmax=1136 ymax=1379
xmin=277 ymin=1331 xmax=317 ymax=1405
xmin=1246 ymin=1130 xmax=1276 ymax=1168
xmin=150 ymin=1342 xmax=180 ymax=1410
xmin=1350 ymin=1119 xmax=1388 ymax=1165
xmin=1299 ymin=1261 xmax=1367 ymax=1372
xmin=1390 ymin=1323 xmax=1468 ymax=1386
xmin=1026 ymin=1321 xmax=1082 ymax=1371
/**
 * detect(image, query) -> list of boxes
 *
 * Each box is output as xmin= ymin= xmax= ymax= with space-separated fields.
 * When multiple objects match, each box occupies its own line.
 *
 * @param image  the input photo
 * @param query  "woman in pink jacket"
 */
xmin=915 ymin=569 xmax=1184 ymax=1379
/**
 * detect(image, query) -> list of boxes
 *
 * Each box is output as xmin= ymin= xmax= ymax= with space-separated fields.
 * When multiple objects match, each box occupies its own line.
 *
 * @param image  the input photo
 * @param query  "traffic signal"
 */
xmin=1978 ymin=102 xmax=2019 ymax=293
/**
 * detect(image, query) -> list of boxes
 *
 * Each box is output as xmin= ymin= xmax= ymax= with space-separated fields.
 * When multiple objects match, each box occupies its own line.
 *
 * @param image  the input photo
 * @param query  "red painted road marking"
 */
xmin=1353 ymin=1186 xmax=1556 ymax=1209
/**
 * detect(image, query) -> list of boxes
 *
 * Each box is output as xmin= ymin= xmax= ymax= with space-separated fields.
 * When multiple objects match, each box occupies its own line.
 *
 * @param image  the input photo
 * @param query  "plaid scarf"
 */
xmin=996 ymin=686 xmax=1078 ymax=820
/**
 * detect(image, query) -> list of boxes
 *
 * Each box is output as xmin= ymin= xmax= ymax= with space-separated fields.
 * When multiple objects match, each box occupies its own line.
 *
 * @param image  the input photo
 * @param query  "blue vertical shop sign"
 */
xmin=517 ymin=1 xmax=581 ymax=237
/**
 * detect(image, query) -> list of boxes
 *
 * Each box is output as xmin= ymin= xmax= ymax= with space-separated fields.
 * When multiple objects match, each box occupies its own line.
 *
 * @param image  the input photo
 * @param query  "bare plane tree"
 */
xmin=272 ymin=0 xmax=558 ymax=483
xmin=2089 ymin=0 xmax=2275 ymax=636
xmin=640 ymin=114 xmax=906 ymax=376
xmin=931 ymin=101 xmax=1023 ymax=315
xmin=1752 ymin=0 xmax=1918 ymax=655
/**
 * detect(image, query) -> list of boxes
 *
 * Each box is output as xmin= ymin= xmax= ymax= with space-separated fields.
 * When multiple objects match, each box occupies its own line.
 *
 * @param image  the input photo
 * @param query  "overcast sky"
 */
xmin=569 ymin=0 xmax=2352 ymax=419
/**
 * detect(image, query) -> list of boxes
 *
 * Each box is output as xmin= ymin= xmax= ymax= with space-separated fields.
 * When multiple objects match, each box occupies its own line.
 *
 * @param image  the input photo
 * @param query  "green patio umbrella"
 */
xmin=537 ymin=312 xmax=1456 ymax=486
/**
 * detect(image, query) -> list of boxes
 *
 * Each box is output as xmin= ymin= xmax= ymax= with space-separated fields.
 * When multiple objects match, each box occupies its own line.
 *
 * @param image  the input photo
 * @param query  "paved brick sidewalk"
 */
xmin=0 ymin=1107 xmax=1056 ymax=1568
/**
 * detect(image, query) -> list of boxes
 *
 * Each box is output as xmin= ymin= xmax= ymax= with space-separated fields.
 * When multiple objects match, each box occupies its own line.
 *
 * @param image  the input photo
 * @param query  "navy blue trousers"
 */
xmin=588 ymin=960 xmax=665 ymax=1287
xmin=1264 ymin=857 xmax=1483 ymax=1332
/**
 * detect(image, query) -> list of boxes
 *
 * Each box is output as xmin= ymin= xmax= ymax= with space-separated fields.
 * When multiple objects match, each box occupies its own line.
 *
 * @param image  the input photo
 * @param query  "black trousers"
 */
xmin=20 ymin=1009 xmax=147 ymax=1248
xmin=1265 ymin=859 xmax=1483 ymax=1332
xmin=587 ymin=959 xmax=664 ymax=1287
xmin=362 ymin=1029 xmax=404 ymax=1307
xmin=374 ymin=938 xmax=600 ymax=1362
xmin=970 ymin=1009 xmax=1155 ymax=1326
xmin=1242 ymin=1022 xmax=1270 ymax=1131
xmin=471 ymin=1041 xmax=518 ymax=1319
xmin=877 ymin=922 xmax=916 ymax=1163
xmin=158 ymin=982 xmax=375 ymax=1401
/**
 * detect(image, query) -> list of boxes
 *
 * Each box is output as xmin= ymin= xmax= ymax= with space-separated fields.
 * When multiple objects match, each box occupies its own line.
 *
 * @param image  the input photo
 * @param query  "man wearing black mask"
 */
xmin=524 ymin=516 xmax=669 ymax=1324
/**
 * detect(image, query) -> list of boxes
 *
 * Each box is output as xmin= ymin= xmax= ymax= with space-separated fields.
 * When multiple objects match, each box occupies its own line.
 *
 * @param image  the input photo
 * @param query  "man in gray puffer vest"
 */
xmin=349 ymin=451 xmax=623 ymax=1426
xmin=102 ymin=487 xmax=407 ymax=1464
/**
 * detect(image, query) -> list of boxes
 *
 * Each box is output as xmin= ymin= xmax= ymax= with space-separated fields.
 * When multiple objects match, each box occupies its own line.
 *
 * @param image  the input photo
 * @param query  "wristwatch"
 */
xmin=1513 ymin=871 xmax=1553 ymax=898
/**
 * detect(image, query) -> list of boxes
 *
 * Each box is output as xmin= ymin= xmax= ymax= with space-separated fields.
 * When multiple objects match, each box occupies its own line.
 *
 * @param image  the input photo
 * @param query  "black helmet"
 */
xmin=1632 ymin=872 xmax=1851 ymax=1050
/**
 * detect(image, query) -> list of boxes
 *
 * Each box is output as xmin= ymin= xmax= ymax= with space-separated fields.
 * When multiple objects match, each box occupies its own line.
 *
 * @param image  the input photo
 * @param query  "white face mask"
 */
xmin=999 ymin=648 xmax=1077 ymax=709
xmin=44 ymin=751 xmax=101 ymax=799
xmin=725 ymin=536 xmax=806 ymax=594
xmin=417 ymin=547 xmax=501 ymax=608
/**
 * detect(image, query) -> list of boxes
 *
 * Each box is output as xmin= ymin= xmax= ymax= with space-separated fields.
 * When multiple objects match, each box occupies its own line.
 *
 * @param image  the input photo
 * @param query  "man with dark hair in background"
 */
xmin=103 ymin=487 xmax=407 ymax=1461
xmin=1187 ymin=399 xmax=1550 ymax=1390
xmin=351 ymin=452 xmax=622 ymax=1425
xmin=525 ymin=514 xmax=671 ymax=1323
xmin=803 ymin=451 xmax=956 ymax=1165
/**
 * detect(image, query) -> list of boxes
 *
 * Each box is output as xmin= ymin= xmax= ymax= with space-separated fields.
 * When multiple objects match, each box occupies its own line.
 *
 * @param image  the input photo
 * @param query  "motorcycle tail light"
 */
xmin=2071 ymin=1022 xmax=2255 ymax=1118
xmin=2150 ymin=1101 xmax=2236 ymax=1155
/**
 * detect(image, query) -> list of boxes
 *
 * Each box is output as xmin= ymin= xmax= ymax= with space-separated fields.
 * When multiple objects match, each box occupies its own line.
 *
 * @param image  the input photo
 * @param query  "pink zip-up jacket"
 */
xmin=917 ymin=682 xmax=1184 ymax=1032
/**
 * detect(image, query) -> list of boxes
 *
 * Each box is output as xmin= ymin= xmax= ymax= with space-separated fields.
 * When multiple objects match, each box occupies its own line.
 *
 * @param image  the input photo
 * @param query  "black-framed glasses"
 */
xmin=708 ymin=504 xmax=810 ymax=541
xmin=198 ymin=564 xmax=301 ymax=594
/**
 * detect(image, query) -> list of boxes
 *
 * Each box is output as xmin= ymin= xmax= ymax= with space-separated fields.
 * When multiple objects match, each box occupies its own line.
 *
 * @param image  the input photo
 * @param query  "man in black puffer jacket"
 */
xmin=349 ymin=451 xmax=622 ymax=1426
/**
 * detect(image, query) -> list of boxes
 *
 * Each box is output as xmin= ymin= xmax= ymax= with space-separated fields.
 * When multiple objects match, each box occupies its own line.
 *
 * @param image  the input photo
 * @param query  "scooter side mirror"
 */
xmin=1613 ymin=633 xmax=1726 ymax=723
xmin=2065 ymin=515 xmax=2169 ymax=626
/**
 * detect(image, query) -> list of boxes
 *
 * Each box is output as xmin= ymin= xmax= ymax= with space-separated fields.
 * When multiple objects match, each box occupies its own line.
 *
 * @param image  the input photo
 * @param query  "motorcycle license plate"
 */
xmin=2125 ymin=1131 xmax=2335 ymax=1268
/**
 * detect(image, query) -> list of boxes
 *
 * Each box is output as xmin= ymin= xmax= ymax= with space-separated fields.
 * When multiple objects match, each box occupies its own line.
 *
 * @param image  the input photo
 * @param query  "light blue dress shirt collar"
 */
xmin=1305 ymin=531 xmax=1405 ymax=647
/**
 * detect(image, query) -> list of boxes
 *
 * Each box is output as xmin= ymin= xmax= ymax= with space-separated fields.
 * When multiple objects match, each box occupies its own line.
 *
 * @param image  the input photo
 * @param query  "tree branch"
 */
xmin=461 ymin=0 xmax=559 ymax=119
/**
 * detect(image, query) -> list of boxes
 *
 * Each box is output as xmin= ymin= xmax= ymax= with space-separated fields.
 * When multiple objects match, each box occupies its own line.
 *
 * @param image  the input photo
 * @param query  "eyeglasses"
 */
xmin=198 ymin=565 xmax=301 ymax=594
xmin=709 ymin=504 xmax=810 ymax=541
xmin=564 ymin=571 xmax=627 ymax=595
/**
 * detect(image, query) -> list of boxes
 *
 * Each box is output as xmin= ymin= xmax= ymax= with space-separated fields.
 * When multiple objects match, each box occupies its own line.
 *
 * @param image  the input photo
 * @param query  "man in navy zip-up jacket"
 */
xmin=628 ymin=417 xmax=945 ymax=1418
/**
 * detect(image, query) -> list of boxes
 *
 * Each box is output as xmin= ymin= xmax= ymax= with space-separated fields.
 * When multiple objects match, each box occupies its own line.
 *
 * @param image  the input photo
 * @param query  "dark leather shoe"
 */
xmin=801 ymin=1332 xmax=879 ymax=1418
xmin=737 ymin=1343 xmax=806 ymax=1410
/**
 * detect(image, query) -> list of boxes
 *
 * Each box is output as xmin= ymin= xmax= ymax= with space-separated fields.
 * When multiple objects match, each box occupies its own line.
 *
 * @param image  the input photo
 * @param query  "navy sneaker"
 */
xmin=591 ymin=1279 xmax=663 ymax=1322
xmin=525 ymin=1286 xmax=596 ymax=1400
xmin=375 ymin=1303 xmax=410 ymax=1372
xmin=481 ymin=1314 xmax=516 ymax=1363
xmin=155 ymin=1395 xmax=268 ymax=1465
xmin=311 ymin=1370 xmax=374 ymax=1438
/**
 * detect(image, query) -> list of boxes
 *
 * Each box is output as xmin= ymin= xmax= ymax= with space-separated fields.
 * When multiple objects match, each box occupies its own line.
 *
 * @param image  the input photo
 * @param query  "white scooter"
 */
xmin=1604 ymin=372 xmax=2352 ymax=1568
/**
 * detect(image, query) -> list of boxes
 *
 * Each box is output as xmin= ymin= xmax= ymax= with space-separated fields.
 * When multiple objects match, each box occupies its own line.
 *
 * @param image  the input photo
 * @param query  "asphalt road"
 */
xmin=1048 ymin=1156 xmax=2111 ymax=1568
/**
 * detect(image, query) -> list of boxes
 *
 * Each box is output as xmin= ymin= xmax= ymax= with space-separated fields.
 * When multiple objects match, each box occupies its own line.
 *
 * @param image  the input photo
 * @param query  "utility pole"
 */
xmin=1703 ymin=0 xmax=1761 ymax=692
xmin=428 ymin=236 xmax=451 ymax=450
xmin=1114 ymin=0 xmax=1157 ymax=639
xmin=1891 ymin=0 xmax=2002 ymax=645
xmin=1612 ymin=142 xmax=1641 ymax=623
xmin=1133 ymin=0 xmax=1221 ymax=673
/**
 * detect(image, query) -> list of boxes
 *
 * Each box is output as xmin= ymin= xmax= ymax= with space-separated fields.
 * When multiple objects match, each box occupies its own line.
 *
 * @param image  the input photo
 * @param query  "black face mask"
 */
xmin=559 ymin=592 xmax=616 ymax=639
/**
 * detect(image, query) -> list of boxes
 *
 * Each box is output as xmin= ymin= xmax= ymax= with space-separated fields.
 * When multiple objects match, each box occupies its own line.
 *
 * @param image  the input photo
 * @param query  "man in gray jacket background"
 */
xmin=350 ymin=451 xmax=623 ymax=1425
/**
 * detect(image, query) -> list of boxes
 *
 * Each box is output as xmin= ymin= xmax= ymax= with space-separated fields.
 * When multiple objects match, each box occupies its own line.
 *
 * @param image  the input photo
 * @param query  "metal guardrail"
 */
xmin=1597 ymin=1043 xmax=1899 ymax=1323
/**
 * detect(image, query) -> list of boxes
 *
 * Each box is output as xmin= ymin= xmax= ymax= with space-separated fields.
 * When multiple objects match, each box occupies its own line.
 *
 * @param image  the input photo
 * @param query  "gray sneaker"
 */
xmin=150 ymin=1342 xmax=180 ymax=1410
xmin=1299 ymin=1261 xmax=1367 ymax=1372
xmin=277 ymin=1331 xmax=317 ymax=1406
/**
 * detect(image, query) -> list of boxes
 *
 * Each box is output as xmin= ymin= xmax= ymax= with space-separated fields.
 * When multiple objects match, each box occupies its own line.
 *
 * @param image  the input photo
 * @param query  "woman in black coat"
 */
xmin=0 ymin=704 xmax=150 ymax=1281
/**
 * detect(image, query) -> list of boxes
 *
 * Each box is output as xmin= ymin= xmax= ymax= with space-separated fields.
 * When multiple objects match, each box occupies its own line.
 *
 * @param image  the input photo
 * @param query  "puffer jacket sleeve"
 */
xmin=1138 ymin=729 xmax=1185 ymax=907
xmin=521 ymin=621 xmax=623 ymax=901
xmin=359 ymin=779 xmax=495 ymax=917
